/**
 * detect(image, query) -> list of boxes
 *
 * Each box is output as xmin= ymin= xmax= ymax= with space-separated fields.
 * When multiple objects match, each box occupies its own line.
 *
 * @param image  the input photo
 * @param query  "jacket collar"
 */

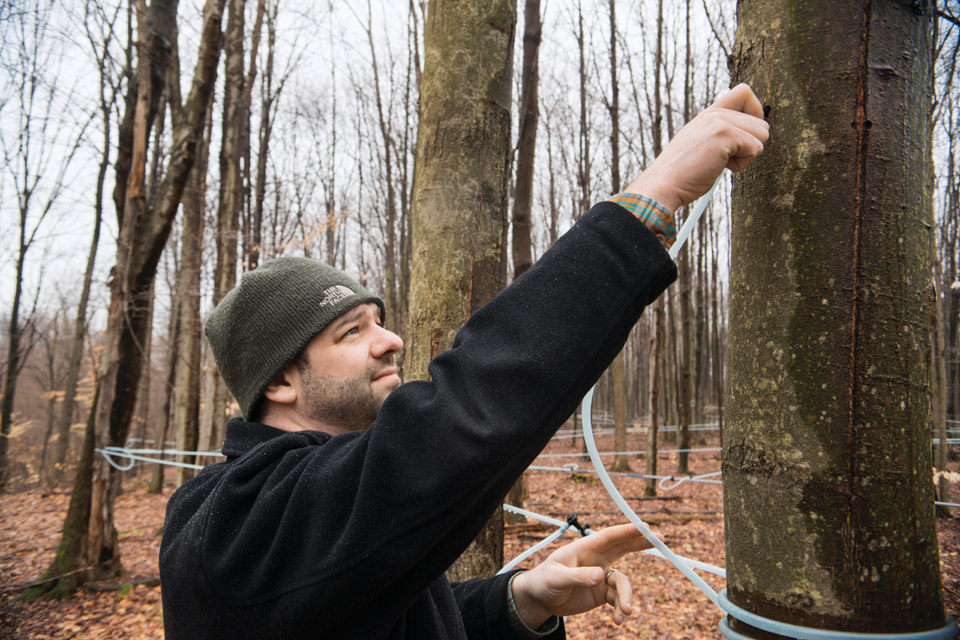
xmin=221 ymin=418 xmax=291 ymax=458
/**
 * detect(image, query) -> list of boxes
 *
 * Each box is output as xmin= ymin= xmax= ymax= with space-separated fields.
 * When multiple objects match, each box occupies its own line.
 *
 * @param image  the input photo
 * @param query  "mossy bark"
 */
xmin=406 ymin=0 xmax=516 ymax=581
xmin=725 ymin=0 xmax=944 ymax=634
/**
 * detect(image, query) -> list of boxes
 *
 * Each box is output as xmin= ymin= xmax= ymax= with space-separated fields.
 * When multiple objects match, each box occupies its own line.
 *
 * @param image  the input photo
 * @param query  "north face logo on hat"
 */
xmin=319 ymin=284 xmax=355 ymax=307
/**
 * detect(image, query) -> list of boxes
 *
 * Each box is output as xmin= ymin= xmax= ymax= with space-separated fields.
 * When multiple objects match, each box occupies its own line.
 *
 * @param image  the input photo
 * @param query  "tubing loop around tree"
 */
xmin=717 ymin=590 xmax=959 ymax=640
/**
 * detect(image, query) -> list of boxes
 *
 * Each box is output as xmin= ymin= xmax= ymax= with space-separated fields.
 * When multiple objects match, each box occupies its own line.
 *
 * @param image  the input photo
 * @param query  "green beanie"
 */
xmin=204 ymin=257 xmax=385 ymax=420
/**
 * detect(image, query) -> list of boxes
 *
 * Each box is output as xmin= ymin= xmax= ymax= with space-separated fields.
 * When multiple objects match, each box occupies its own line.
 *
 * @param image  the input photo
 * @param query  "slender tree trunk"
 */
xmin=24 ymin=385 xmax=99 ymax=601
xmin=132 ymin=279 xmax=156 ymax=482
xmin=407 ymin=0 xmax=517 ymax=581
xmin=239 ymin=0 xmax=264 ymax=272
xmin=575 ymin=2 xmax=590 ymax=217
xmin=173 ymin=99 xmax=213 ymax=487
xmin=198 ymin=0 xmax=245 ymax=462
xmin=643 ymin=0 xmax=665 ymax=495
xmin=725 ymin=1 xmax=945 ymax=633
xmin=504 ymin=0 xmax=541 ymax=521
xmin=38 ymin=319 xmax=60 ymax=486
xmin=0 ymin=235 xmax=28 ymax=486
xmin=512 ymin=0 xmax=540 ymax=281
xmin=250 ymin=0 xmax=279 ymax=273
xmin=676 ymin=0 xmax=694 ymax=475
xmin=645 ymin=304 xmax=663 ymax=497
xmin=53 ymin=95 xmax=109 ymax=484
xmin=150 ymin=296 xmax=180 ymax=494
xmin=605 ymin=0 xmax=631 ymax=473
xmin=710 ymin=204 xmax=724 ymax=445
xmin=364 ymin=0 xmax=400 ymax=331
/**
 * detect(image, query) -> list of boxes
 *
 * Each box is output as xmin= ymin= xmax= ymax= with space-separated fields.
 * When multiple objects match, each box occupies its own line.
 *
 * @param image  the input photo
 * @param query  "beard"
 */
xmin=299 ymin=359 xmax=399 ymax=432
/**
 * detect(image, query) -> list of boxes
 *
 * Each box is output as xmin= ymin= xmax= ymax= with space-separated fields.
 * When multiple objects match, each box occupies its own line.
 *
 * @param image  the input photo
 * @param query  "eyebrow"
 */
xmin=329 ymin=306 xmax=367 ymax=333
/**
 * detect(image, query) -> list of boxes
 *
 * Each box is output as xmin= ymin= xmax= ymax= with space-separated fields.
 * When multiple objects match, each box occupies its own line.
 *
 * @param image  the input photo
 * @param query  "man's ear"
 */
xmin=263 ymin=368 xmax=298 ymax=406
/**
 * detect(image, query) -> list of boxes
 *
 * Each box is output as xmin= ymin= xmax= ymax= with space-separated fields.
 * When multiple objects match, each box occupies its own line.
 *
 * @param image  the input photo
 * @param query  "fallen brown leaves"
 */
xmin=0 ymin=431 xmax=957 ymax=639
xmin=0 ymin=487 xmax=168 ymax=639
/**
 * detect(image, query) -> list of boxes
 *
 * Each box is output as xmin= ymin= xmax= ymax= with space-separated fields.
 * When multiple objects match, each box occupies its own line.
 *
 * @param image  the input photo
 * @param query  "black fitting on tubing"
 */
xmin=566 ymin=514 xmax=589 ymax=537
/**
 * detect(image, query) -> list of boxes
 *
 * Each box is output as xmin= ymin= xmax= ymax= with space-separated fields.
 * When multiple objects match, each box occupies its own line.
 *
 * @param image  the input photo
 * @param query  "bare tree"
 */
xmin=0 ymin=0 xmax=90 ymax=485
xmin=51 ymin=0 xmax=125 ymax=485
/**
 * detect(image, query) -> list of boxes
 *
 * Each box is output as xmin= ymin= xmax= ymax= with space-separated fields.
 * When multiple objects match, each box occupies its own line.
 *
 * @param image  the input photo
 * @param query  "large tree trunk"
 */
xmin=724 ymin=0 xmax=945 ymax=634
xmin=407 ymin=0 xmax=516 ymax=581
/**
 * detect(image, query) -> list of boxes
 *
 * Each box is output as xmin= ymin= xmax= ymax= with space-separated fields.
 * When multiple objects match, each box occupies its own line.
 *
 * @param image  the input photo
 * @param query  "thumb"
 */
xmin=710 ymin=83 xmax=764 ymax=119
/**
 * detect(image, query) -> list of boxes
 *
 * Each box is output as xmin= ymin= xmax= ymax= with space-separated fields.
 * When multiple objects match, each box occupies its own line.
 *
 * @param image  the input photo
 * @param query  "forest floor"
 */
xmin=0 ymin=428 xmax=957 ymax=639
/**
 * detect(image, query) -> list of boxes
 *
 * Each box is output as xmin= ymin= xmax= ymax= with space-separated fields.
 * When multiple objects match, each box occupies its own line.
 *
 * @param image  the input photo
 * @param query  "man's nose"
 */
xmin=373 ymin=325 xmax=404 ymax=358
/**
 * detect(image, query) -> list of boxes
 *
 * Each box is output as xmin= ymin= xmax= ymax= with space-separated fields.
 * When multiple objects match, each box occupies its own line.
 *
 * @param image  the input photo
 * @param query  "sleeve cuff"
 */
xmin=507 ymin=572 xmax=561 ymax=638
xmin=608 ymin=192 xmax=676 ymax=247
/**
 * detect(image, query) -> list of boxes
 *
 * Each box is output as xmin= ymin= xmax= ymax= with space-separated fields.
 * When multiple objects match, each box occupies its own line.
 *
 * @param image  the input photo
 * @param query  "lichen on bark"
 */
xmin=725 ymin=0 xmax=944 ymax=634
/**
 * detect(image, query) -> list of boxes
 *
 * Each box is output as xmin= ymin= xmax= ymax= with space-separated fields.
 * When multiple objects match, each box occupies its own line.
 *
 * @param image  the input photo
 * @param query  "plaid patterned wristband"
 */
xmin=609 ymin=192 xmax=676 ymax=244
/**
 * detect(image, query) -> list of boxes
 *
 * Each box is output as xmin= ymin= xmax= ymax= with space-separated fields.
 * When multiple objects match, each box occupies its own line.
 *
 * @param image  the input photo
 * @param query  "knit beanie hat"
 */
xmin=204 ymin=257 xmax=386 ymax=420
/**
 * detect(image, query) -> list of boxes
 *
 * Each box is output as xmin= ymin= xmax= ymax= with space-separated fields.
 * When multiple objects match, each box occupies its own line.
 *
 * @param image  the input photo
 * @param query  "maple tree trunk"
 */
xmin=407 ymin=0 xmax=516 ymax=581
xmin=724 ymin=0 xmax=945 ymax=634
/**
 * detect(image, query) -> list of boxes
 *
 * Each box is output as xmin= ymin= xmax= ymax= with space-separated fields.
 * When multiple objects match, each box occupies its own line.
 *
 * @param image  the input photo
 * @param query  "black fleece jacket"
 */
xmin=159 ymin=202 xmax=677 ymax=639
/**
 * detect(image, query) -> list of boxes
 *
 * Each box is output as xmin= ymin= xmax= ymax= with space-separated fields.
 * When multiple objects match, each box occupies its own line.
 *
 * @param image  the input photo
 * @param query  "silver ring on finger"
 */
xmin=605 ymin=568 xmax=621 ymax=582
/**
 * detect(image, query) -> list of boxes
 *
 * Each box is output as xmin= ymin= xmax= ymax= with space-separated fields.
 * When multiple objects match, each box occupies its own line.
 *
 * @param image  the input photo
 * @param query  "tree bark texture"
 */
xmin=407 ymin=0 xmax=516 ymax=581
xmin=725 ymin=0 xmax=944 ymax=633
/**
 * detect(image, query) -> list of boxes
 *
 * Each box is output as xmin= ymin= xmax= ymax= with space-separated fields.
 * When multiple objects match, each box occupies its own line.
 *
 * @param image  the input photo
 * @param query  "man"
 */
xmin=160 ymin=84 xmax=768 ymax=639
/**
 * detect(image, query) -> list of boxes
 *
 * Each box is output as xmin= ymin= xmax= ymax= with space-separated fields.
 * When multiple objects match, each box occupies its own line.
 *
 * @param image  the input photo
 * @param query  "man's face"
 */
xmin=293 ymin=302 xmax=403 ymax=433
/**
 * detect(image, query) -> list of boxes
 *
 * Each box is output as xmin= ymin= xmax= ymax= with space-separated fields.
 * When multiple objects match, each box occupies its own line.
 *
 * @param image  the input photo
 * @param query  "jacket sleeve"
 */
xmin=171 ymin=202 xmax=676 ymax=635
xmin=453 ymin=573 xmax=565 ymax=640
